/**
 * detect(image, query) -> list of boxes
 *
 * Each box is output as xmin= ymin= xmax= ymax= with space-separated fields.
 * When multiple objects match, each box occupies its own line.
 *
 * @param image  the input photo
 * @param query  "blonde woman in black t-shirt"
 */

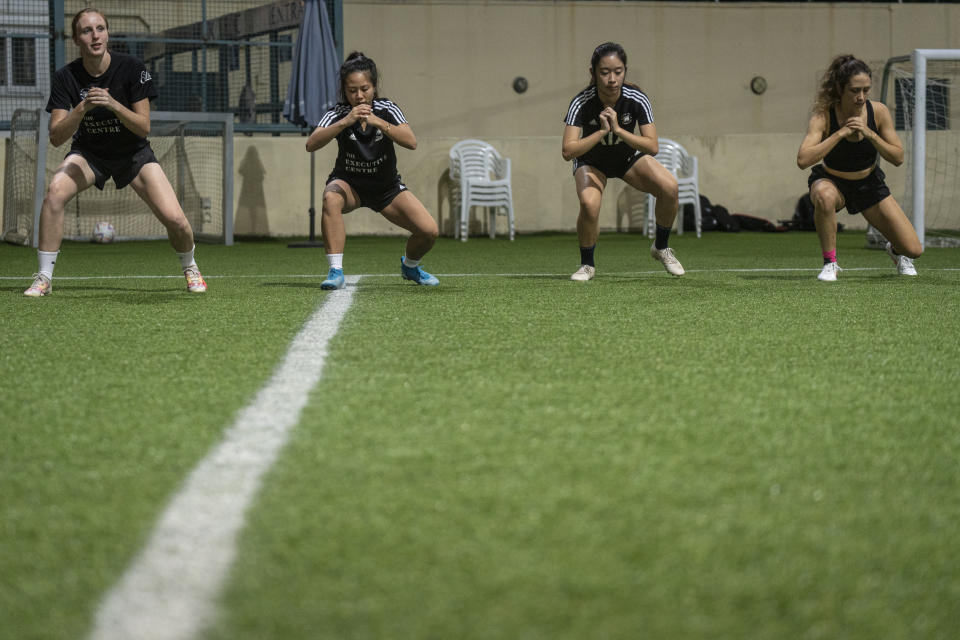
xmin=24 ymin=8 xmax=206 ymax=297
xmin=306 ymin=52 xmax=440 ymax=290
xmin=797 ymin=54 xmax=922 ymax=282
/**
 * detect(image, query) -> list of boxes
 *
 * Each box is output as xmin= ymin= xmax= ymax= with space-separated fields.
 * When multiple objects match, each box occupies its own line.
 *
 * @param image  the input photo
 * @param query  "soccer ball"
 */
xmin=92 ymin=221 xmax=115 ymax=244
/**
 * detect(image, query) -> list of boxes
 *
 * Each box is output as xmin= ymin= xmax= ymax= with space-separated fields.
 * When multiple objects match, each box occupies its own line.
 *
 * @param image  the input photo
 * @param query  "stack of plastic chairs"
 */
xmin=645 ymin=138 xmax=702 ymax=238
xmin=449 ymin=139 xmax=515 ymax=241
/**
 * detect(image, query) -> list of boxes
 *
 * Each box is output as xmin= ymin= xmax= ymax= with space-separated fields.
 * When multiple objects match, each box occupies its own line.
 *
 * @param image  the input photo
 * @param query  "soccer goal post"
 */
xmin=878 ymin=49 xmax=960 ymax=249
xmin=2 ymin=110 xmax=234 ymax=247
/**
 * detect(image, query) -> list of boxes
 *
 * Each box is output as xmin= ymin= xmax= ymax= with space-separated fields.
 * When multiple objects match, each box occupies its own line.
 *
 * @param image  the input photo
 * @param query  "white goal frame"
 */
xmin=906 ymin=49 xmax=960 ymax=248
xmin=23 ymin=110 xmax=234 ymax=247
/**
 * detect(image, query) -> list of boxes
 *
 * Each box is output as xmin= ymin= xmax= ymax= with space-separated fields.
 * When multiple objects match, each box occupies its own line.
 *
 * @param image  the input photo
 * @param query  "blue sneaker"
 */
xmin=400 ymin=257 xmax=439 ymax=286
xmin=321 ymin=267 xmax=345 ymax=290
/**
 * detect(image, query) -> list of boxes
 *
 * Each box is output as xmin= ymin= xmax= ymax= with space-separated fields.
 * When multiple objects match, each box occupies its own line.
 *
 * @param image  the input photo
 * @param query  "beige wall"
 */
xmin=236 ymin=131 xmax=901 ymax=237
xmin=238 ymin=1 xmax=957 ymax=237
xmin=341 ymin=1 xmax=960 ymax=137
xmin=6 ymin=3 xmax=958 ymax=239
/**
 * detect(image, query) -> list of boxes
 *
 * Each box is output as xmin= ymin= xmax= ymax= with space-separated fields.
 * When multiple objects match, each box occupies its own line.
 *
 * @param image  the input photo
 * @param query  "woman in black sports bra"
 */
xmin=797 ymin=55 xmax=922 ymax=282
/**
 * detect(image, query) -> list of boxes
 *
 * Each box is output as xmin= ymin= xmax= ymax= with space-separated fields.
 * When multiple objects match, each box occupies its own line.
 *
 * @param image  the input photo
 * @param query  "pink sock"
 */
xmin=822 ymin=250 xmax=837 ymax=264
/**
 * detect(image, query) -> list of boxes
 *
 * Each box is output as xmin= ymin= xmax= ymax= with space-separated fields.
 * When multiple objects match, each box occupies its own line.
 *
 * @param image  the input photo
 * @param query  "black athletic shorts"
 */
xmin=573 ymin=151 xmax=644 ymax=180
xmin=326 ymin=173 xmax=407 ymax=212
xmin=808 ymin=164 xmax=891 ymax=214
xmin=68 ymin=144 xmax=158 ymax=190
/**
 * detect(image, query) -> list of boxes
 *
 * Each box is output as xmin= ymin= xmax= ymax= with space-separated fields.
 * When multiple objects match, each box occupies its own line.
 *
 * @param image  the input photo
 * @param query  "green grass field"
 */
xmin=2 ymin=231 xmax=959 ymax=640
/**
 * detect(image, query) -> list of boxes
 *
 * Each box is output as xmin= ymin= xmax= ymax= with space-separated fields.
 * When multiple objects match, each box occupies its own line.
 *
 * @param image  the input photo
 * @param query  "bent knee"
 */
xmin=420 ymin=220 xmax=439 ymax=240
xmin=43 ymin=185 xmax=73 ymax=209
xmin=811 ymin=193 xmax=840 ymax=213
xmin=321 ymin=191 xmax=345 ymax=214
xmin=661 ymin=180 xmax=679 ymax=202
xmin=902 ymin=242 xmax=923 ymax=259
xmin=810 ymin=184 xmax=841 ymax=212
xmin=577 ymin=190 xmax=602 ymax=210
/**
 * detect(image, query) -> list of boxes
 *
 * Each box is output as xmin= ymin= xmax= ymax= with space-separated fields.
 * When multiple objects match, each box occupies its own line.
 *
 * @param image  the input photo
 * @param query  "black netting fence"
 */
xmin=1 ymin=0 xmax=341 ymax=132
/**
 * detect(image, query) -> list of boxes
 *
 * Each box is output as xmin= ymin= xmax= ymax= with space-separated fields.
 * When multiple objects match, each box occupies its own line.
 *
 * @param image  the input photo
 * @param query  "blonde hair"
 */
xmin=71 ymin=8 xmax=109 ymax=40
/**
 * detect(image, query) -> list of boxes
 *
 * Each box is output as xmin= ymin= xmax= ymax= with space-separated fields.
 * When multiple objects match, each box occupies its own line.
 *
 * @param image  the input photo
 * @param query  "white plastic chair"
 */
xmin=645 ymin=138 xmax=701 ymax=238
xmin=449 ymin=139 xmax=515 ymax=241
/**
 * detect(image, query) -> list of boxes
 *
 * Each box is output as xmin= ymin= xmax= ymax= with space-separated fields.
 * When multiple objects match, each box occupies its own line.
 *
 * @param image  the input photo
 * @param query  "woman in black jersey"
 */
xmin=24 ymin=8 xmax=206 ymax=297
xmin=562 ymin=42 xmax=684 ymax=281
xmin=305 ymin=52 xmax=440 ymax=290
xmin=797 ymin=54 xmax=922 ymax=282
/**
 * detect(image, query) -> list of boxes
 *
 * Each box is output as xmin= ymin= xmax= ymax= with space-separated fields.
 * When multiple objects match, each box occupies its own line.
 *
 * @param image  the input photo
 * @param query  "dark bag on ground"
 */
xmin=684 ymin=195 xmax=739 ymax=232
xmin=732 ymin=214 xmax=788 ymax=232
xmin=779 ymin=193 xmax=843 ymax=232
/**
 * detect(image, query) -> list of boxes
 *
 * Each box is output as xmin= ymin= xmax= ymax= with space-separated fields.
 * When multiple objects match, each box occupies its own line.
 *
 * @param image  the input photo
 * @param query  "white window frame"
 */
xmin=0 ymin=28 xmax=48 ymax=96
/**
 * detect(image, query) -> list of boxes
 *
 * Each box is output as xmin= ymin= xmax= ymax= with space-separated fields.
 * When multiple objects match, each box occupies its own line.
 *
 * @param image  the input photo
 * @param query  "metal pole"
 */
xmin=33 ymin=111 xmax=50 ymax=248
xmin=288 ymin=151 xmax=323 ymax=248
xmin=223 ymin=115 xmax=234 ymax=246
xmin=333 ymin=0 xmax=344 ymax=62
xmin=912 ymin=50 xmax=926 ymax=249
xmin=50 ymin=0 xmax=65 ymax=70
xmin=201 ymin=0 xmax=208 ymax=111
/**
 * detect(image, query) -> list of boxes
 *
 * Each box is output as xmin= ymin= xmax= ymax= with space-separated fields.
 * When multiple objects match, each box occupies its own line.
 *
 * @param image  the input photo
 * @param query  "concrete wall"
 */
xmin=340 ymin=1 xmax=960 ymax=137
xmin=237 ymin=1 xmax=958 ymax=237
xmin=6 ymin=3 xmax=959 ymax=239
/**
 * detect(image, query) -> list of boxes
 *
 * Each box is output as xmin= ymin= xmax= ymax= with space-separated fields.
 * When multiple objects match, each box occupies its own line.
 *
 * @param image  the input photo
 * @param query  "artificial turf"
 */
xmin=1 ymin=231 xmax=958 ymax=640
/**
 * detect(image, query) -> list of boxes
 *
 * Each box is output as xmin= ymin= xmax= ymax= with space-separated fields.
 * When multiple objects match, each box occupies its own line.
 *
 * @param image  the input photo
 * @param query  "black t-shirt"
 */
xmin=564 ymin=84 xmax=654 ymax=167
xmin=46 ymin=52 xmax=157 ymax=157
xmin=317 ymin=99 xmax=407 ymax=190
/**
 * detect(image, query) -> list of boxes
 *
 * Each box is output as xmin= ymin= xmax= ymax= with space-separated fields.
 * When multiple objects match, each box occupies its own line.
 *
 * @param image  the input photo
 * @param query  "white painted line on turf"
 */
xmin=87 ymin=275 xmax=360 ymax=640
xmin=3 ymin=267 xmax=960 ymax=283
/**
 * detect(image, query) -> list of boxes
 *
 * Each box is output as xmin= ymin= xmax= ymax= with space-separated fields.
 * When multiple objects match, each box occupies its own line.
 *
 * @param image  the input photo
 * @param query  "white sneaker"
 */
xmin=570 ymin=265 xmax=595 ymax=281
xmin=24 ymin=273 xmax=52 ymax=297
xmin=650 ymin=245 xmax=685 ymax=276
xmin=885 ymin=242 xmax=918 ymax=276
xmin=818 ymin=262 xmax=841 ymax=282
xmin=184 ymin=266 xmax=208 ymax=293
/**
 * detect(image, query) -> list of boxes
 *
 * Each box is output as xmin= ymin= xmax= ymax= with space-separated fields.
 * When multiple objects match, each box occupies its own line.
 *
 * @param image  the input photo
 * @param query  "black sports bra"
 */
xmin=822 ymin=101 xmax=878 ymax=172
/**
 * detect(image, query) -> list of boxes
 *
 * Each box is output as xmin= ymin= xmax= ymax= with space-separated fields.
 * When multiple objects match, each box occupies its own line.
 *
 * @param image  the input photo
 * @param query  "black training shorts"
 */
xmin=326 ymin=173 xmax=407 ymax=212
xmin=68 ymin=144 xmax=158 ymax=190
xmin=808 ymin=164 xmax=891 ymax=214
xmin=573 ymin=152 xmax=645 ymax=180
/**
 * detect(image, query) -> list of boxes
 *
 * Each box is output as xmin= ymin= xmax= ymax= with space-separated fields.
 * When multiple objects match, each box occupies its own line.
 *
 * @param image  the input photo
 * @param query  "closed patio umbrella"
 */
xmin=283 ymin=0 xmax=340 ymax=248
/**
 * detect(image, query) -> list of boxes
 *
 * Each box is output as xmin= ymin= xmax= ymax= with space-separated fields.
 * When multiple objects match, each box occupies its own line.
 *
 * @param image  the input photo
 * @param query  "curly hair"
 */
xmin=813 ymin=54 xmax=872 ymax=114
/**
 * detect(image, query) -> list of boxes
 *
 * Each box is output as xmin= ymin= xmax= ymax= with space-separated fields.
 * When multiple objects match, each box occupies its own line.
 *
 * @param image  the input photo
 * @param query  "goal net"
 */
xmin=3 ymin=109 xmax=233 ymax=246
xmin=877 ymin=50 xmax=960 ymax=248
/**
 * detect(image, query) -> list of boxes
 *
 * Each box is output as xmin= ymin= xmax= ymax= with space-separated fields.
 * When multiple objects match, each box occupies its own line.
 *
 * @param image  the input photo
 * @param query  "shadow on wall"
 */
xmin=235 ymin=146 xmax=270 ymax=237
xmin=436 ymin=167 xmax=456 ymax=236
xmin=616 ymin=187 xmax=647 ymax=234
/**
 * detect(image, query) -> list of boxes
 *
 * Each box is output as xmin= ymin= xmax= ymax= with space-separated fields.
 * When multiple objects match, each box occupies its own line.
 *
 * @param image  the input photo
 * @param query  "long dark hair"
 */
xmin=71 ymin=7 xmax=109 ymax=40
xmin=338 ymin=51 xmax=379 ymax=103
xmin=587 ymin=42 xmax=641 ymax=93
xmin=814 ymin=54 xmax=872 ymax=114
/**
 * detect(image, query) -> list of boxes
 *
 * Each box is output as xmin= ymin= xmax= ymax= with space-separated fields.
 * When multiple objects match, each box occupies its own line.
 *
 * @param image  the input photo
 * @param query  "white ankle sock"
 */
xmin=38 ymin=251 xmax=59 ymax=278
xmin=177 ymin=245 xmax=197 ymax=270
xmin=403 ymin=256 xmax=420 ymax=268
xmin=327 ymin=253 xmax=343 ymax=270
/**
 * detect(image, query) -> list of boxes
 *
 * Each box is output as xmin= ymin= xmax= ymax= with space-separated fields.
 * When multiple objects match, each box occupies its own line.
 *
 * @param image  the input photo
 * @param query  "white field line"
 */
xmin=4 ymin=267 xmax=960 ymax=282
xmin=87 ymin=276 xmax=360 ymax=640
